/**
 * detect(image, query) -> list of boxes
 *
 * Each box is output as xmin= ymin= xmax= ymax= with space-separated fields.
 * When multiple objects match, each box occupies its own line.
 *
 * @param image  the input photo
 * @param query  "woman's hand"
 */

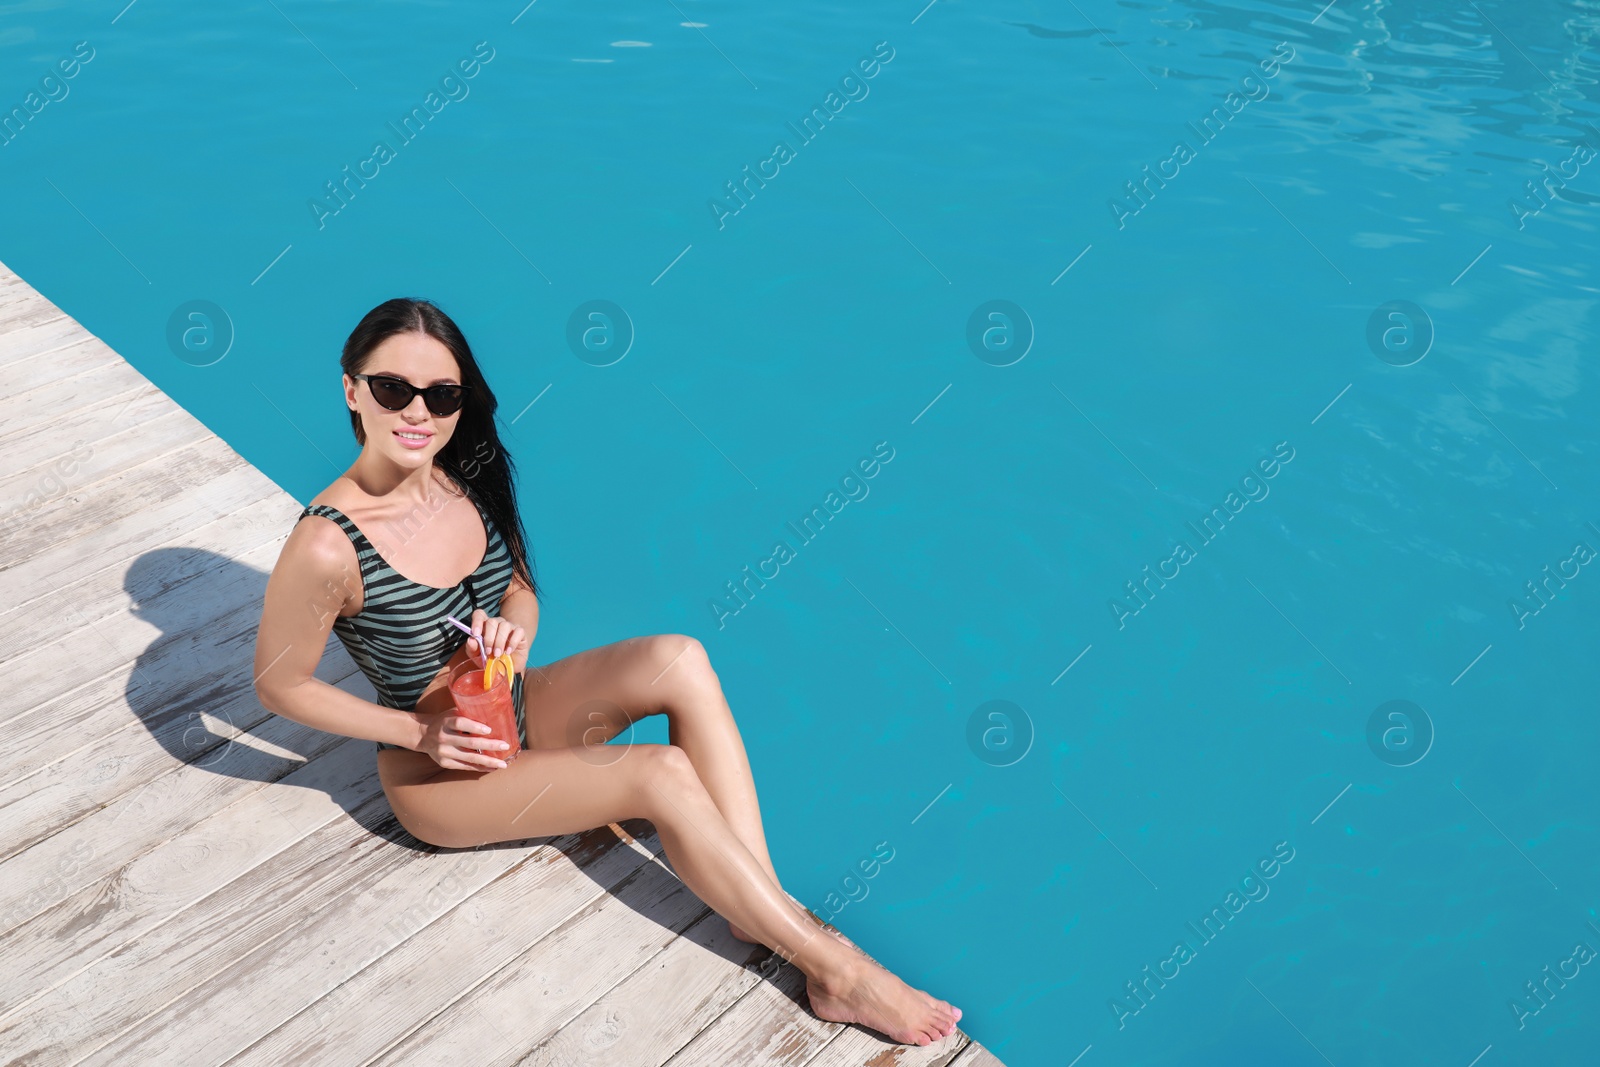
xmin=412 ymin=707 xmax=511 ymax=772
xmin=464 ymin=608 xmax=528 ymax=669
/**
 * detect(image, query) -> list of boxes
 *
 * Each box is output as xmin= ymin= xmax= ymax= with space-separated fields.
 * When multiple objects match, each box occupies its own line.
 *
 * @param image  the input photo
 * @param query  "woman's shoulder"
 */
xmin=292 ymin=482 xmax=363 ymax=565
xmin=269 ymin=493 xmax=365 ymax=619
xmin=290 ymin=507 xmax=358 ymax=561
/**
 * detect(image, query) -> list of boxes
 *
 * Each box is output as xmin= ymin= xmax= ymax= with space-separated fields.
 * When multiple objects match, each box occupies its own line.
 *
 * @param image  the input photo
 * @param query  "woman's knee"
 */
xmin=640 ymin=633 xmax=717 ymax=691
xmin=632 ymin=743 xmax=707 ymax=818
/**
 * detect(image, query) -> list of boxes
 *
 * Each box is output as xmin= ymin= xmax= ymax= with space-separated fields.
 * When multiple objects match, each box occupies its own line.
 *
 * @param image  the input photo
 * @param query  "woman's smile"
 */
xmin=393 ymin=426 xmax=435 ymax=450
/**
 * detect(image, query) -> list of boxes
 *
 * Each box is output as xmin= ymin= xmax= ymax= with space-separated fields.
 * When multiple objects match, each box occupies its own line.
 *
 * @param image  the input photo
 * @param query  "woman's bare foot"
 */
xmin=806 ymin=957 xmax=962 ymax=1046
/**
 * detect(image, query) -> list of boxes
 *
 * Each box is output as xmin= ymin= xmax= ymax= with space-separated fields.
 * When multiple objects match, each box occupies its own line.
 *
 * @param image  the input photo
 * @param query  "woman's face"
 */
xmin=344 ymin=331 xmax=463 ymax=466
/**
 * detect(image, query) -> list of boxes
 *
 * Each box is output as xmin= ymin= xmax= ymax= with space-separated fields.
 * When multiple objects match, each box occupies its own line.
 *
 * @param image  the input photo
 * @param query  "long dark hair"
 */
xmin=339 ymin=298 xmax=541 ymax=603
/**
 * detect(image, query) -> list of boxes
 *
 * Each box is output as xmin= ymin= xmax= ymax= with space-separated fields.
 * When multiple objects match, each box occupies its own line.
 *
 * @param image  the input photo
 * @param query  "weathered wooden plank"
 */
xmin=802 ymin=1017 xmax=969 ymax=1066
xmin=0 ymin=295 xmax=61 ymax=336
xmin=373 ymin=859 xmax=717 ymax=1066
xmin=0 ymin=450 xmax=269 ymax=619
xmin=0 ymin=390 xmax=197 ymax=500
xmin=0 ymin=487 xmax=298 ymax=673
xmin=2 ymin=335 xmax=124 ymax=399
xmin=0 ymin=272 xmax=66 ymax=332
xmin=660 ymin=959 xmax=834 ymax=1067
xmin=513 ymin=905 xmax=770 ymax=1067
xmin=943 ymin=1041 xmax=1009 ymax=1067
xmin=0 ymin=725 xmax=377 ymax=953
xmin=0 ymin=428 xmax=227 ymax=575
xmin=0 ymin=265 xmax=31 ymax=307
xmin=3 ymin=377 xmax=177 ymax=476
xmin=0 ymin=369 xmax=154 ymax=449
xmin=223 ymin=826 xmax=666 ymax=1067
xmin=0 ymin=409 xmax=209 ymax=556
xmin=0 ymin=489 xmax=284 ymax=710
xmin=0 ymin=640 xmax=360 ymax=862
xmin=0 ymin=742 xmax=391 ymax=1066
xmin=0 ymin=262 xmax=45 ymax=302
xmin=70 ymin=822 xmax=658 ymax=1066
xmin=0 ymin=511 xmax=294 ymax=697
xmin=0 ymin=722 xmax=371 ymax=1016
xmin=0 ymin=575 xmax=301 ymax=780
xmin=0 ymin=311 xmax=81 ymax=366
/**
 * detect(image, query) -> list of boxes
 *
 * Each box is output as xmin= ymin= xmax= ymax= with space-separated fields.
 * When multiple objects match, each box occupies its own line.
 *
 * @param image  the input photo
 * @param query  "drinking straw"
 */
xmin=443 ymin=614 xmax=486 ymax=665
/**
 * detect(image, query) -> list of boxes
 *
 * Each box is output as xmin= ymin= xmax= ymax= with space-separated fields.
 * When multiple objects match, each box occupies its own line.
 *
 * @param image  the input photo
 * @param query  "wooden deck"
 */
xmin=0 ymin=260 xmax=1007 ymax=1067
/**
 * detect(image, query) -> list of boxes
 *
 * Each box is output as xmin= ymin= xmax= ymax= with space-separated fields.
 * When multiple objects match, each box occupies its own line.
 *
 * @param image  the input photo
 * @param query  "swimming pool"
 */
xmin=5 ymin=0 xmax=1598 ymax=1062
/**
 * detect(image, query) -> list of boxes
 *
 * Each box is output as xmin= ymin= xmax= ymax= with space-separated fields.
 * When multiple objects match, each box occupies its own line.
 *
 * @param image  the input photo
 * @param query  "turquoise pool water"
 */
xmin=5 ymin=1 xmax=1599 ymax=1063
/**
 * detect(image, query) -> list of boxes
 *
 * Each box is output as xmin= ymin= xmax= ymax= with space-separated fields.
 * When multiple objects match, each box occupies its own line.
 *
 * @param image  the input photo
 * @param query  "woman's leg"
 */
xmin=376 ymin=744 xmax=961 ymax=1045
xmin=518 ymin=635 xmax=793 ymax=931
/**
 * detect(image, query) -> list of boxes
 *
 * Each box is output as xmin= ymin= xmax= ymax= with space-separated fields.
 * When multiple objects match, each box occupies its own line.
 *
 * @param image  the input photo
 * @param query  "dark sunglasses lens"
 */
xmin=368 ymin=377 xmax=464 ymax=415
xmin=424 ymin=387 xmax=465 ymax=416
xmin=370 ymin=378 xmax=414 ymax=410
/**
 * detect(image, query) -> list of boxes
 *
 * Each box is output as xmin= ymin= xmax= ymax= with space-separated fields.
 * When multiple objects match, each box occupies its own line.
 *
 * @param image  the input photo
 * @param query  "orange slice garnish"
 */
xmin=482 ymin=652 xmax=514 ymax=691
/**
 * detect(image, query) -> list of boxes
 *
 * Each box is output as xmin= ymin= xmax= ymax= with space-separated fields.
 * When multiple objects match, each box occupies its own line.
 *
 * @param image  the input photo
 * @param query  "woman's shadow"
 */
xmin=115 ymin=546 xmax=791 ymax=991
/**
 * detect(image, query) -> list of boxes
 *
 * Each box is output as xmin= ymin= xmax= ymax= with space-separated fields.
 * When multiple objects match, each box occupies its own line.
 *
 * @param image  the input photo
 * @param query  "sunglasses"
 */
xmin=353 ymin=373 xmax=473 ymax=417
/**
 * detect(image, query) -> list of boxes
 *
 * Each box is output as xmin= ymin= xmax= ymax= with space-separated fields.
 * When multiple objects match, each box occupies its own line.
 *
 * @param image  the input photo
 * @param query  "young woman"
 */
xmin=253 ymin=298 xmax=962 ymax=1046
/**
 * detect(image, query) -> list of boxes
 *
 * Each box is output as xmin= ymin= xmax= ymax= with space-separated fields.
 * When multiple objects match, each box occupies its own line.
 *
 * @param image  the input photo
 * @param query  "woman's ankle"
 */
xmin=804 ymin=945 xmax=872 ymax=996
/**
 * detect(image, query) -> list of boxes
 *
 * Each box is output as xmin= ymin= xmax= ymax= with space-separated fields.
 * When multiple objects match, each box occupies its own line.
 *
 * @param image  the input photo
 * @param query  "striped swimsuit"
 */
xmin=297 ymin=489 xmax=529 ymax=753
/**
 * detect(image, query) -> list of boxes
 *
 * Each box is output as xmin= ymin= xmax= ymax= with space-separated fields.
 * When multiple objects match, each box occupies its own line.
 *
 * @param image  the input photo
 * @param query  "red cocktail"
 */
xmin=448 ymin=659 xmax=521 ymax=765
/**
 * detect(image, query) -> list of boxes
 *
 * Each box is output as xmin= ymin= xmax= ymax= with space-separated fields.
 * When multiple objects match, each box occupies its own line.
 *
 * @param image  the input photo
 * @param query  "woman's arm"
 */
xmin=254 ymin=518 xmax=427 ymax=751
